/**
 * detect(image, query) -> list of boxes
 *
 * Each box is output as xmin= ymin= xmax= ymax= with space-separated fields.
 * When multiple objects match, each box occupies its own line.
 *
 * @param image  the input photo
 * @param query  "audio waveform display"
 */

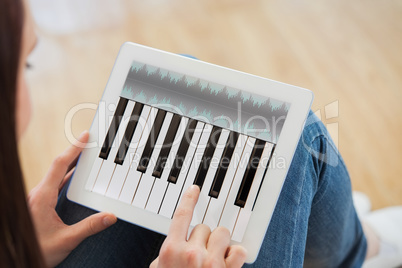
xmin=120 ymin=61 xmax=290 ymax=143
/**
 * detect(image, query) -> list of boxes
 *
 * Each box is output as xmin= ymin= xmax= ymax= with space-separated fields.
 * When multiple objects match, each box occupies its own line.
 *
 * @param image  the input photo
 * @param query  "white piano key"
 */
xmin=218 ymin=137 xmax=256 ymax=233
xmin=92 ymin=100 xmax=136 ymax=195
xmin=85 ymin=157 xmax=103 ymax=191
xmin=202 ymin=134 xmax=248 ymax=229
xmin=231 ymin=143 xmax=274 ymax=242
xmin=119 ymin=107 xmax=158 ymax=204
xmin=191 ymin=129 xmax=230 ymax=226
xmin=146 ymin=117 xmax=189 ymax=213
xmin=85 ymin=98 xmax=122 ymax=191
xmin=158 ymin=121 xmax=205 ymax=218
xmin=105 ymin=105 xmax=151 ymax=199
xmin=132 ymin=112 xmax=174 ymax=209
xmin=174 ymin=124 xmax=213 ymax=223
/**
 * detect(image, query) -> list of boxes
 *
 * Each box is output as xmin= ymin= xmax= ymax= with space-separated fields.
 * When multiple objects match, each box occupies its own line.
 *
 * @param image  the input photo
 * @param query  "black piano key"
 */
xmin=152 ymin=114 xmax=182 ymax=178
xmin=99 ymin=98 xmax=129 ymax=160
xmin=137 ymin=110 xmax=167 ymax=173
xmin=209 ymin=131 xmax=239 ymax=198
xmin=234 ymin=139 xmax=266 ymax=208
xmin=193 ymin=126 xmax=222 ymax=189
xmin=114 ymin=102 xmax=144 ymax=165
xmin=168 ymin=119 xmax=198 ymax=183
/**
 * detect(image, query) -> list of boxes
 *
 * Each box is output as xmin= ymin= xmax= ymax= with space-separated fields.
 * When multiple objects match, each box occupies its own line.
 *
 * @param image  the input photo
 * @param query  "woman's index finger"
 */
xmin=168 ymin=185 xmax=200 ymax=241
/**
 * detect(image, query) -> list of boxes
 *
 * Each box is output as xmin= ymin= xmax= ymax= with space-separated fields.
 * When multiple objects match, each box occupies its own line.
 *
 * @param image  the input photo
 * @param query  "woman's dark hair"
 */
xmin=0 ymin=0 xmax=45 ymax=267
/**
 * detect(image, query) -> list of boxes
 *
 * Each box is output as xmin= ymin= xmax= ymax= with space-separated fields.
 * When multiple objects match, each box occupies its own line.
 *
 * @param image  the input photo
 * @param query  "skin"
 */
xmin=17 ymin=4 xmax=247 ymax=268
xmin=150 ymin=186 xmax=247 ymax=268
xmin=17 ymin=3 xmax=383 ymax=266
xmin=16 ymin=0 xmax=34 ymax=139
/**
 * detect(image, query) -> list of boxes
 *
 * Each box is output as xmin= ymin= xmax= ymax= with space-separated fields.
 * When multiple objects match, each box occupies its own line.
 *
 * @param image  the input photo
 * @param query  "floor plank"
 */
xmin=20 ymin=0 xmax=402 ymax=209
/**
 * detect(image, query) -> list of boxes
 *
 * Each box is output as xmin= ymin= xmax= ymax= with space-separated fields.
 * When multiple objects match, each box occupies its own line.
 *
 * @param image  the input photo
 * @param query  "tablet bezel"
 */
xmin=67 ymin=42 xmax=313 ymax=263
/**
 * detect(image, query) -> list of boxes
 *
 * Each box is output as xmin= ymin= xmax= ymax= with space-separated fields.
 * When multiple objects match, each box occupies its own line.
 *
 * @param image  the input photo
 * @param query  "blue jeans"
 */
xmin=56 ymin=112 xmax=367 ymax=267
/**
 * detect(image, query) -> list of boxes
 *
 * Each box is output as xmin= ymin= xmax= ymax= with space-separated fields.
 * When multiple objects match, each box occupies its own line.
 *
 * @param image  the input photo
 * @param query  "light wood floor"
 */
xmin=21 ymin=0 xmax=402 ymax=209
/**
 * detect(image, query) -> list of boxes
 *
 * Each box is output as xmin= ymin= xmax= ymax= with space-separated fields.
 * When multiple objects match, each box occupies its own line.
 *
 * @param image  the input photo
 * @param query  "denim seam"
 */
xmin=287 ymin=159 xmax=309 ymax=267
xmin=285 ymin=127 xmax=323 ymax=267
xmin=308 ymin=133 xmax=343 ymax=207
xmin=306 ymin=123 xmax=338 ymax=155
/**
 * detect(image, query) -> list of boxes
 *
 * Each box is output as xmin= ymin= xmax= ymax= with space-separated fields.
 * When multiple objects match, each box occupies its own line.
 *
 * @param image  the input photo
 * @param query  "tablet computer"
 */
xmin=67 ymin=42 xmax=313 ymax=263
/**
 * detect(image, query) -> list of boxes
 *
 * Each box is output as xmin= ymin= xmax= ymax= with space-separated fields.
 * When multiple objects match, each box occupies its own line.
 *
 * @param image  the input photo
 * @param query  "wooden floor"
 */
xmin=21 ymin=0 xmax=402 ymax=209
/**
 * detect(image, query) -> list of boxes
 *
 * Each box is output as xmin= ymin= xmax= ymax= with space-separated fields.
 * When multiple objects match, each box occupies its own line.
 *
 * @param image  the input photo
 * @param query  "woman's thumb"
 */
xmin=68 ymin=212 xmax=117 ymax=247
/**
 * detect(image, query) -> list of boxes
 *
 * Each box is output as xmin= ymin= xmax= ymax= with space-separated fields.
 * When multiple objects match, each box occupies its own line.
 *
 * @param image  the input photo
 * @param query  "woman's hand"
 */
xmin=28 ymin=131 xmax=117 ymax=267
xmin=150 ymin=185 xmax=247 ymax=268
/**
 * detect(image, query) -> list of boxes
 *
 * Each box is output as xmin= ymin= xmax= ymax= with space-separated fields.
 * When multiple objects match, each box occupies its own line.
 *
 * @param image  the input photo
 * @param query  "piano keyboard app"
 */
xmin=85 ymin=61 xmax=290 ymax=242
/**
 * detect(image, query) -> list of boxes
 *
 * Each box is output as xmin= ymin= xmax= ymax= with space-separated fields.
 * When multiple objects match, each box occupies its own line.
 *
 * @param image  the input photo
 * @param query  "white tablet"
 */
xmin=67 ymin=42 xmax=313 ymax=263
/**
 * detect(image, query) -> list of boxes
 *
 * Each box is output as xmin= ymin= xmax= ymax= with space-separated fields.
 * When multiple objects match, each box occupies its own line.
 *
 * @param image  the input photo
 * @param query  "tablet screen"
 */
xmin=120 ymin=60 xmax=290 ymax=144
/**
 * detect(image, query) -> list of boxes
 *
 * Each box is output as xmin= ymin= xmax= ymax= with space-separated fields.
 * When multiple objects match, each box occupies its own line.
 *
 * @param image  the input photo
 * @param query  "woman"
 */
xmin=1 ymin=0 xmax=246 ymax=267
xmin=2 ymin=0 xmax=401 ymax=267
